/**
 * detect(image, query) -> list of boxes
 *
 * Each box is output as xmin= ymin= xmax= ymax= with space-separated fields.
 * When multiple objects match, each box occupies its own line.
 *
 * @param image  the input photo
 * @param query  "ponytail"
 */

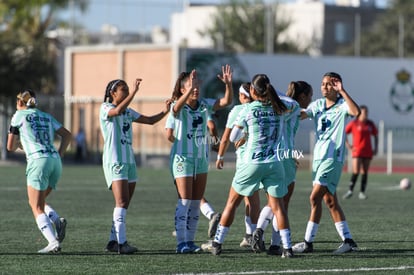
xmin=266 ymin=83 xmax=287 ymax=115
xmin=251 ymin=74 xmax=287 ymax=115
xmin=171 ymin=72 xmax=190 ymax=101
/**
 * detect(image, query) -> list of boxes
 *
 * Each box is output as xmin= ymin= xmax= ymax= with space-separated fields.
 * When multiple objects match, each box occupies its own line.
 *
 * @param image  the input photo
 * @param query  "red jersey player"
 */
xmin=343 ymin=105 xmax=378 ymax=200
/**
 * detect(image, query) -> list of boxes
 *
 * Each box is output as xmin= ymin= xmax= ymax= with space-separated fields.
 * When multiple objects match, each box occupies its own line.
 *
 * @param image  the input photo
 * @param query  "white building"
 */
xmin=170 ymin=0 xmax=383 ymax=56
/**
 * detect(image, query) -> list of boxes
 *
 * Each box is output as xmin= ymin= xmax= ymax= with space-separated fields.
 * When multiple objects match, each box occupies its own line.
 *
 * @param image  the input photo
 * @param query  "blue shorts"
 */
xmin=170 ymin=154 xmax=209 ymax=178
xmin=232 ymin=162 xmax=286 ymax=198
xmin=103 ymin=163 xmax=137 ymax=189
xmin=26 ymin=157 xmax=62 ymax=191
xmin=312 ymin=159 xmax=343 ymax=195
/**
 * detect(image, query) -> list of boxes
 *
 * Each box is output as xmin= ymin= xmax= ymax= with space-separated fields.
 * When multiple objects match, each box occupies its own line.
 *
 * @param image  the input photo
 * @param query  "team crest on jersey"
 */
xmin=113 ymin=164 xmax=122 ymax=175
xmin=176 ymin=162 xmax=184 ymax=173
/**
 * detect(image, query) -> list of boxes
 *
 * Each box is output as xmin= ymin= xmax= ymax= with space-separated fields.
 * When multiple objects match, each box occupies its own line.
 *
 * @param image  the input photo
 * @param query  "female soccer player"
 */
xmin=254 ymin=81 xmax=313 ymax=255
xmin=292 ymin=72 xmax=360 ymax=254
xmin=167 ymin=65 xmax=233 ymax=254
xmin=343 ymin=105 xmax=378 ymax=200
xmin=215 ymin=82 xmax=260 ymax=249
xmin=211 ymin=74 xmax=298 ymax=258
xmin=101 ymin=78 xmax=170 ymax=254
xmin=7 ymin=90 xmax=72 ymax=253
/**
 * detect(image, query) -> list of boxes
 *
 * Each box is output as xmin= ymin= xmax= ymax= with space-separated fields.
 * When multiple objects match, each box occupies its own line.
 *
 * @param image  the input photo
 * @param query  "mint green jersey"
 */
xmin=279 ymin=95 xmax=301 ymax=152
xmin=225 ymin=104 xmax=247 ymax=159
xmin=234 ymin=100 xmax=298 ymax=164
xmin=305 ymin=97 xmax=351 ymax=163
xmin=10 ymin=108 xmax=61 ymax=160
xmin=166 ymin=98 xmax=215 ymax=158
xmin=100 ymin=103 xmax=141 ymax=165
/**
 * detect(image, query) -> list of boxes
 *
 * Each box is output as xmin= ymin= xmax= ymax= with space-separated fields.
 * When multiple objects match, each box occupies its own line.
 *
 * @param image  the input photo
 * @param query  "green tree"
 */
xmin=198 ymin=0 xmax=304 ymax=54
xmin=0 ymin=0 xmax=88 ymax=95
xmin=343 ymin=0 xmax=414 ymax=57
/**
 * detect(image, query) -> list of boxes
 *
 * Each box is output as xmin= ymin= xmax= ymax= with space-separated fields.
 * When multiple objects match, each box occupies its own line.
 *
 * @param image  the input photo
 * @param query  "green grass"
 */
xmin=0 ymin=164 xmax=413 ymax=274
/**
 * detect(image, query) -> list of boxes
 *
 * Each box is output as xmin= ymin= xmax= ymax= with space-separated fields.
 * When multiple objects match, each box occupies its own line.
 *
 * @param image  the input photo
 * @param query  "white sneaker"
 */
xmin=292 ymin=241 xmax=313 ymax=253
xmin=342 ymin=190 xmax=353 ymax=199
xmin=239 ymin=236 xmax=252 ymax=248
xmin=358 ymin=192 xmax=367 ymax=200
xmin=201 ymin=240 xmax=213 ymax=252
xmin=38 ymin=240 xmax=61 ymax=254
xmin=333 ymin=239 xmax=358 ymax=254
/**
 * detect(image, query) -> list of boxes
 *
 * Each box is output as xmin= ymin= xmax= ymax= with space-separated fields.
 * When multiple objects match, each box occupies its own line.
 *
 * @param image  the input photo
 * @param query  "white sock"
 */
xmin=279 ymin=229 xmax=292 ymax=249
xmin=186 ymin=200 xmax=200 ymax=242
xmin=304 ymin=221 xmax=319 ymax=243
xmin=214 ymin=225 xmax=229 ymax=244
xmin=200 ymin=201 xmax=215 ymax=220
xmin=44 ymin=204 xmax=60 ymax=226
xmin=245 ymin=216 xmax=253 ymax=235
xmin=175 ymin=199 xmax=190 ymax=244
xmin=113 ymin=207 xmax=127 ymax=244
xmin=36 ymin=213 xmax=57 ymax=244
xmin=270 ymin=216 xmax=281 ymax=246
xmin=335 ymin=221 xmax=353 ymax=241
xmin=257 ymin=205 xmax=273 ymax=230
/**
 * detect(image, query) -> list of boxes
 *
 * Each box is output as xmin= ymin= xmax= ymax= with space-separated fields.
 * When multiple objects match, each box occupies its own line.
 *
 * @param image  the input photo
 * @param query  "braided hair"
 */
xmin=104 ymin=79 xmax=126 ymax=103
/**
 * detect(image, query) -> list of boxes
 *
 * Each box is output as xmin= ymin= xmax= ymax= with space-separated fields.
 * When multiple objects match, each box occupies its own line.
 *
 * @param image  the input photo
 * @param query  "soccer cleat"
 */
xmin=281 ymin=248 xmax=294 ymax=258
xmin=208 ymin=212 xmax=221 ymax=238
xmin=267 ymin=245 xmax=282 ymax=256
xmin=210 ymin=241 xmax=222 ymax=256
xmin=187 ymin=241 xmax=201 ymax=253
xmin=56 ymin=217 xmax=67 ymax=243
xmin=172 ymin=230 xmax=177 ymax=237
xmin=292 ymin=241 xmax=313 ymax=253
xmin=118 ymin=242 xmax=138 ymax=254
xmin=358 ymin=192 xmax=367 ymax=200
xmin=176 ymin=242 xmax=191 ymax=254
xmin=201 ymin=240 xmax=213 ymax=252
xmin=342 ymin=190 xmax=353 ymax=199
xmin=239 ymin=235 xmax=252 ymax=248
xmin=333 ymin=238 xmax=358 ymax=254
xmin=38 ymin=240 xmax=61 ymax=254
xmin=251 ymin=228 xmax=265 ymax=253
xmin=105 ymin=240 xmax=118 ymax=252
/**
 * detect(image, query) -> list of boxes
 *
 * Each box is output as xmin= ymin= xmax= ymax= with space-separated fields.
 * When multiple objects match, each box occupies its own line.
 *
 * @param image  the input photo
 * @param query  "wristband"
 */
xmin=217 ymin=155 xmax=223 ymax=161
xmin=9 ymin=126 xmax=19 ymax=135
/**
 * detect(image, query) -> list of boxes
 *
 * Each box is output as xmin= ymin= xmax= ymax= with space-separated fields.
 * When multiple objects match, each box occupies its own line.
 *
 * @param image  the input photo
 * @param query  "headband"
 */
xmin=239 ymin=85 xmax=250 ymax=98
xmin=110 ymin=80 xmax=121 ymax=92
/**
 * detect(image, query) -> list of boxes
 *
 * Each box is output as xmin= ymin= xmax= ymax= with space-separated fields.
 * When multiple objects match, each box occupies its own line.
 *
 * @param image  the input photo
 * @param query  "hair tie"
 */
xmin=26 ymin=97 xmax=37 ymax=107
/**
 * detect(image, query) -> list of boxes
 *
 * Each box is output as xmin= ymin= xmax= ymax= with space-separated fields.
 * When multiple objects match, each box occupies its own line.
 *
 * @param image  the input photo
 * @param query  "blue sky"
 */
xmin=59 ymin=0 xmax=389 ymax=33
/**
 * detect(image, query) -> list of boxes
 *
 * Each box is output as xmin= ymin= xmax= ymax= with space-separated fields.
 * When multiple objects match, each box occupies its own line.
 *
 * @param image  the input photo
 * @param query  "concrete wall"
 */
xmin=65 ymin=45 xmax=414 ymax=158
xmin=65 ymin=44 xmax=179 ymax=159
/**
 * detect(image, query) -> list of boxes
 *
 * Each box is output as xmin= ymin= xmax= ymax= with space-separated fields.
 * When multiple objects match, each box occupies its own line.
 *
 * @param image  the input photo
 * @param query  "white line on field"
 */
xmin=176 ymin=265 xmax=414 ymax=275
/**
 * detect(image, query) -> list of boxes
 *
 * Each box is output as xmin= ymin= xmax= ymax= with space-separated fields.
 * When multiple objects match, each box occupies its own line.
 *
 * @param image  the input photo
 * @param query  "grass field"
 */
xmin=0 ymin=164 xmax=413 ymax=274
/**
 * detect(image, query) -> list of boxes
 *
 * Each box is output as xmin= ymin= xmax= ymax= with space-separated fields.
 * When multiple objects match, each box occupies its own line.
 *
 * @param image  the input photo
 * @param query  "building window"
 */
xmin=335 ymin=22 xmax=351 ymax=44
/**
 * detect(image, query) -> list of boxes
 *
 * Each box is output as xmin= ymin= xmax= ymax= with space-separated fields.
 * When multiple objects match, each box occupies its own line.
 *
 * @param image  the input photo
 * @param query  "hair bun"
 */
xmin=26 ymin=97 xmax=37 ymax=107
